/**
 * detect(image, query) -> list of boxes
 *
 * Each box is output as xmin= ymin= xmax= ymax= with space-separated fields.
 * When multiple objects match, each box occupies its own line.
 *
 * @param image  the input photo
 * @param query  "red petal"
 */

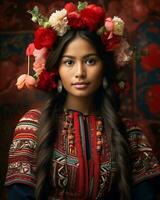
xmin=64 ymin=2 xmax=77 ymax=13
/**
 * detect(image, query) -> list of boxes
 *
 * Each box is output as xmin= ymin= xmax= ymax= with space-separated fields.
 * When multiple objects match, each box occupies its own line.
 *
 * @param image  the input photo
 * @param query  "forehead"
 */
xmin=63 ymin=36 xmax=97 ymax=56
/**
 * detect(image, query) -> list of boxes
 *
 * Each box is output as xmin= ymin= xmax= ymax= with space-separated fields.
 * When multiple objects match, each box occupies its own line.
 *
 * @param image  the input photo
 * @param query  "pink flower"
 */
xmin=16 ymin=74 xmax=27 ymax=89
xmin=105 ymin=17 xmax=114 ymax=39
xmin=33 ymin=58 xmax=46 ymax=74
xmin=33 ymin=47 xmax=48 ymax=60
xmin=26 ymin=43 xmax=35 ymax=56
xmin=16 ymin=74 xmax=36 ymax=90
xmin=32 ymin=47 xmax=48 ymax=74
xmin=25 ymin=75 xmax=37 ymax=89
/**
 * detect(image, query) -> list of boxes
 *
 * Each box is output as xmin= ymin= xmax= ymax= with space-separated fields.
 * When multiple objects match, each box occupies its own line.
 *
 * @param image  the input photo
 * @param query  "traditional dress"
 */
xmin=5 ymin=109 xmax=160 ymax=199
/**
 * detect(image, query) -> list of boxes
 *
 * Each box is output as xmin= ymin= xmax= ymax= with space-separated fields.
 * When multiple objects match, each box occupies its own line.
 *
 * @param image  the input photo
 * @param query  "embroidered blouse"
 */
xmin=5 ymin=109 xmax=160 ymax=199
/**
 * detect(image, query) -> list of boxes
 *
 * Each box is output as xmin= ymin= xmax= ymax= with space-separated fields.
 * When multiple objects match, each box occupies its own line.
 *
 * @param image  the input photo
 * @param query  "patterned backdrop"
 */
xmin=0 ymin=0 xmax=160 ymax=198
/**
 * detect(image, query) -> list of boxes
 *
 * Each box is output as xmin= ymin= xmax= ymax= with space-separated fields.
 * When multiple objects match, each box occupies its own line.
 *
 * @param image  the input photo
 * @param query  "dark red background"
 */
xmin=0 ymin=0 xmax=160 ymax=199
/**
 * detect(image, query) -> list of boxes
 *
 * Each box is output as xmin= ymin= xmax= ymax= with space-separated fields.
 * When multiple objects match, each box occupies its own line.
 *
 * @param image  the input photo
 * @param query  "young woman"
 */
xmin=5 ymin=2 xmax=160 ymax=200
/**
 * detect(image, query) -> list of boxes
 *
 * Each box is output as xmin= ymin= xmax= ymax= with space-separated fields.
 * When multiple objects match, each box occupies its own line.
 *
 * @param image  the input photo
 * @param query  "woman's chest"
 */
xmin=51 ymin=112 xmax=116 ymax=199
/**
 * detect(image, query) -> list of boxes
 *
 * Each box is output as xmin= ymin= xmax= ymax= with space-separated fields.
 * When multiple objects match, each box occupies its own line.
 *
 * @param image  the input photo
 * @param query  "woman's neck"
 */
xmin=64 ymin=95 xmax=94 ymax=115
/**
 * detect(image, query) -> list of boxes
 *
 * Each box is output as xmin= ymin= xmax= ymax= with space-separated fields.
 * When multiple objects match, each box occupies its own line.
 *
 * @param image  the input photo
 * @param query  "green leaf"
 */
xmin=33 ymin=73 xmax=39 ymax=80
xmin=33 ymin=6 xmax=39 ymax=14
xmin=27 ymin=6 xmax=49 ymax=28
xmin=31 ymin=16 xmax=38 ymax=23
xmin=77 ymin=1 xmax=88 ymax=11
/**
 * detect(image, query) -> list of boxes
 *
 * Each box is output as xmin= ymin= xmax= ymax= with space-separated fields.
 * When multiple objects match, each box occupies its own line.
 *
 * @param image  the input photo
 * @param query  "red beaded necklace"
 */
xmin=61 ymin=110 xmax=106 ymax=199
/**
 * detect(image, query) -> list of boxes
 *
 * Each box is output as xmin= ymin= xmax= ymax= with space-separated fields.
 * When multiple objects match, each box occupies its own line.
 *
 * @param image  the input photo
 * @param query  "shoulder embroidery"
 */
xmin=5 ymin=109 xmax=41 ymax=187
xmin=123 ymin=118 xmax=160 ymax=184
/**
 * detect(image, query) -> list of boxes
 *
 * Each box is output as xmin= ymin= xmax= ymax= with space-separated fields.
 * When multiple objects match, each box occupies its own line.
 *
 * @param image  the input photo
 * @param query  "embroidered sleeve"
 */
xmin=123 ymin=119 xmax=160 ymax=184
xmin=5 ymin=109 xmax=41 ymax=187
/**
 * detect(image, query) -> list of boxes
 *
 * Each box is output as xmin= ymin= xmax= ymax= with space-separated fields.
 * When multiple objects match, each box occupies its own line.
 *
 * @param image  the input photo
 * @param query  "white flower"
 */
xmin=112 ymin=16 xmax=124 ymax=36
xmin=49 ymin=8 xmax=68 ymax=36
xmin=115 ymin=39 xmax=133 ymax=66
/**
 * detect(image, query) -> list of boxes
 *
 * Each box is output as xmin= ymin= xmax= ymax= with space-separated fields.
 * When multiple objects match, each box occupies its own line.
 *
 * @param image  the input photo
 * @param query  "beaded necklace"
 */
xmin=56 ymin=109 xmax=112 ymax=199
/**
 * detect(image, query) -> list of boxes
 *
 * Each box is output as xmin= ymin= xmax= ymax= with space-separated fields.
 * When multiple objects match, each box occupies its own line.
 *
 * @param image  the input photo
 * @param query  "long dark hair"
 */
xmin=36 ymin=29 xmax=131 ymax=200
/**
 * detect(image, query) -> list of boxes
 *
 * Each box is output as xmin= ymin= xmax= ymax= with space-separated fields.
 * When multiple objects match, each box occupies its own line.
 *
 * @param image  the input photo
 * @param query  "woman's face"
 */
xmin=58 ymin=36 xmax=104 ymax=99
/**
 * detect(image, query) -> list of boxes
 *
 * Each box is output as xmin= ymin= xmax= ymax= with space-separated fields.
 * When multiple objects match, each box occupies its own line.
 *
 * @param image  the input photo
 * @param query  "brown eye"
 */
xmin=85 ymin=57 xmax=97 ymax=66
xmin=63 ymin=59 xmax=74 ymax=66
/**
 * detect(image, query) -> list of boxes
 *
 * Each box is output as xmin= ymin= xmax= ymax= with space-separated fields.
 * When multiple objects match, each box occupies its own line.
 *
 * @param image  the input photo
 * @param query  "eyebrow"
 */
xmin=62 ymin=53 xmax=98 ymax=59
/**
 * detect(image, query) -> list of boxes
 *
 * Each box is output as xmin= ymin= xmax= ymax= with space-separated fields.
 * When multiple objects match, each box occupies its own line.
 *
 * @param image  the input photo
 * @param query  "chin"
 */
xmin=71 ymin=90 xmax=97 ymax=98
xmin=65 ymin=86 xmax=100 ymax=98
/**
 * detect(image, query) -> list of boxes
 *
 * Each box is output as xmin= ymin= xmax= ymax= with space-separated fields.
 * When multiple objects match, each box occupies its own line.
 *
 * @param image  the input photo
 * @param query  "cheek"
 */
xmin=59 ymin=68 xmax=72 ymax=90
xmin=59 ymin=68 xmax=67 ymax=80
xmin=60 ymin=74 xmax=69 ymax=87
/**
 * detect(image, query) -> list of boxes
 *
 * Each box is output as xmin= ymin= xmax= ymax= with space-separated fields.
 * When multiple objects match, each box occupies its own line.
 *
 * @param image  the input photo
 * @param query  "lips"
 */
xmin=72 ymin=82 xmax=89 ymax=89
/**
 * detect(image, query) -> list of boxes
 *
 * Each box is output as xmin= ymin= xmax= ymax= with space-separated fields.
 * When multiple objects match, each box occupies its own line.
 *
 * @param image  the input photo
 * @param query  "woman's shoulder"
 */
xmin=122 ymin=117 xmax=160 ymax=184
xmin=19 ymin=109 xmax=41 ymax=123
xmin=10 ymin=108 xmax=42 ymax=153
xmin=5 ymin=109 xmax=41 ymax=187
xmin=121 ymin=117 xmax=142 ymax=134
xmin=13 ymin=109 xmax=41 ymax=139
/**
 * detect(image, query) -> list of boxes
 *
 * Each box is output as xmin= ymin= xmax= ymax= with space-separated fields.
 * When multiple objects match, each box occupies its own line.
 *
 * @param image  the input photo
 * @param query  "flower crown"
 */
xmin=16 ymin=1 xmax=132 ymax=92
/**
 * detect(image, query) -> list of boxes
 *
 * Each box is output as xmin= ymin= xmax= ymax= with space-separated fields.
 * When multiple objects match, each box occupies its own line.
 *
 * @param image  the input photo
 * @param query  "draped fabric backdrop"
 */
xmin=0 ymin=0 xmax=160 ymax=199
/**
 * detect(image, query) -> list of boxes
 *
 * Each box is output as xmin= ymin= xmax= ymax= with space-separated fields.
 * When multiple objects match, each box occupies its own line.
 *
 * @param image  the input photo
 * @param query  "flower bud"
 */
xmin=38 ymin=19 xmax=44 ymax=26
xmin=43 ymin=22 xmax=50 ymax=28
xmin=31 ymin=16 xmax=38 ymax=22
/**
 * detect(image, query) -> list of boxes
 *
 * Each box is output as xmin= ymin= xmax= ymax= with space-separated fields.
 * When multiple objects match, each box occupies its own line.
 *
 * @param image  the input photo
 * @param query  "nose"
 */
xmin=75 ymin=62 xmax=86 ymax=78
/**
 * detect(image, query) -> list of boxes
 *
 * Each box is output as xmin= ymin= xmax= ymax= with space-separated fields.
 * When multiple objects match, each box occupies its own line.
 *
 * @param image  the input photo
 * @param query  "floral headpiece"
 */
xmin=16 ymin=1 xmax=132 ymax=92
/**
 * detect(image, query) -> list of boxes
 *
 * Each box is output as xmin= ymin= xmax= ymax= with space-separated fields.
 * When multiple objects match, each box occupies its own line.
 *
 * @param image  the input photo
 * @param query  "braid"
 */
xmin=35 ymin=93 xmax=65 ymax=200
xmin=100 ymin=88 xmax=131 ymax=200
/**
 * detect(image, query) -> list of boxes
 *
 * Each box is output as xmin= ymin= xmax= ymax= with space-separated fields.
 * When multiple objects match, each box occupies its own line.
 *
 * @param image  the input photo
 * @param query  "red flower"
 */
xmin=34 ymin=27 xmax=56 ymax=49
xmin=64 ymin=2 xmax=77 ymax=13
xmin=141 ymin=44 xmax=160 ymax=72
xmin=101 ymin=35 xmax=121 ymax=51
xmin=145 ymin=84 xmax=160 ymax=114
xmin=37 ymin=70 xmax=58 ymax=92
xmin=67 ymin=12 xmax=83 ymax=29
xmin=80 ymin=4 xmax=105 ymax=31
